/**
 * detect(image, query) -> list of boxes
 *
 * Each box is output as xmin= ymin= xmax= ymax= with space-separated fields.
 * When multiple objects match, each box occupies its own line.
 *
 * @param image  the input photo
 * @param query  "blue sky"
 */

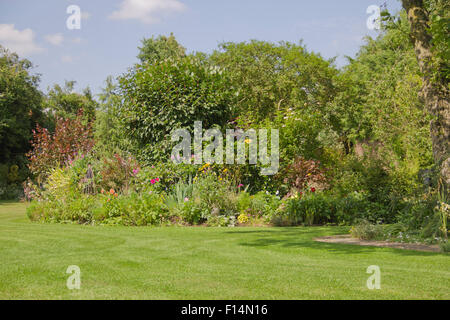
xmin=0 ymin=0 xmax=402 ymax=96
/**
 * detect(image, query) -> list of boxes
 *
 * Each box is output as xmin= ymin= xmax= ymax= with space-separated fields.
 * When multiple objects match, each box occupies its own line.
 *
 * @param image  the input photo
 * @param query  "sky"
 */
xmin=0 ymin=0 xmax=402 ymax=96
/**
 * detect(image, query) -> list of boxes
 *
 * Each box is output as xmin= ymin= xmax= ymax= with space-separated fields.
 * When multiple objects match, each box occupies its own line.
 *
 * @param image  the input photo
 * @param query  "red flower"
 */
xmin=310 ymin=187 xmax=316 ymax=193
xmin=155 ymin=178 xmax=160 ymax=182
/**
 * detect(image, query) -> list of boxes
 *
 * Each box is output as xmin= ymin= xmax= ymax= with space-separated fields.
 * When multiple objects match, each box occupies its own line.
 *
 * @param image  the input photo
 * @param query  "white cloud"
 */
xmin=0 ymin=24 xmax=43 ymax=56
xmin=61 ymin=55 xmax=74 ymax=63
xmin=109 ymin=0 xmax=186 ymax=24
xmin=44 ymin=33 xmax=64 ymax=46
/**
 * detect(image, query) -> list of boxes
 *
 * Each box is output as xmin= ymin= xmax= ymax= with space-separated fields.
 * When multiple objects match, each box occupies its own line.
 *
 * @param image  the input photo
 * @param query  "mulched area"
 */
xmin=314 ymin=235 xmax=440 ymax=252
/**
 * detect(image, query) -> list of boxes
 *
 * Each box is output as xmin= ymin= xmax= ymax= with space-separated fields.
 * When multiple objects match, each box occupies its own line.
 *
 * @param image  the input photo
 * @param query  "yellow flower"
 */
xmin=245 ymin=138 xmax=252 ymax=144
xmin=238 ymin=213 xmax=249 ymax=224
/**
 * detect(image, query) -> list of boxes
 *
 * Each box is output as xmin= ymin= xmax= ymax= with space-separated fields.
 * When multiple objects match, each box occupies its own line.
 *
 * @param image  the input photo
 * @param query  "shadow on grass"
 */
xmin=0 ymin=200 xmax=21 ymax=205
xmin=224 ymin=227 xmax=444 ymax=257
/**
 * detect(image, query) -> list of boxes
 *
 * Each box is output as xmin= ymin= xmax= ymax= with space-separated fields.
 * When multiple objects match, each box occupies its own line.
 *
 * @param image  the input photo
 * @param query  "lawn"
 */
xmin=0 ymin=201 xmax=448 ymax=299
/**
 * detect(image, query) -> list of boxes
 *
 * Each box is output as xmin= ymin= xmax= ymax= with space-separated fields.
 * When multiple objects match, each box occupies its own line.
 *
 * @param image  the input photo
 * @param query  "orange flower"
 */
xmin=109 ymin=188 xmax=115 ymax=195
xmin=114 ymin=193 xmax=118 ymax=197
xmin=101 ymin=189 xmax=105 ymax=194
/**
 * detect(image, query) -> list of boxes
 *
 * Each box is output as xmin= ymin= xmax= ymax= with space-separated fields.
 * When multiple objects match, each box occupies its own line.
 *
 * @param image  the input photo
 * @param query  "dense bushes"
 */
xmin=350 ymin=220 xmax=385 ymax=240
xmin=117 ymin=56 xmax=237 ymax=164
xmin=26 ymin=158 xmax=281 ymax=227
xmin=27 ymin=110 xmax=94 ymax=182
xmin=17 ymin=16 xmax=449 ymax=246
xmin=271 ymin=191 xmax=395 ymax=227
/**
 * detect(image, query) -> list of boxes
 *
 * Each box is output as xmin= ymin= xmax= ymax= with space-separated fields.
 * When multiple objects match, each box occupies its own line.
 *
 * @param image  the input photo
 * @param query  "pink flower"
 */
xmin=151 ymin=179 xmax=156 ymax=184
xmin=155 ymin=178 xmax=160 ymax=182
xmin=237 ymin=184 xmax=244 ymax=188
xmin=184 ymin=197 xmax=189 ymax=202
xmin=132 ymin=168 xmax=139 ymax=175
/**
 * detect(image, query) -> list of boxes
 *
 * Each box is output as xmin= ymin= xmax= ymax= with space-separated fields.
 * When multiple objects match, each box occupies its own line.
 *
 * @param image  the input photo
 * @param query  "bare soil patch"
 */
xmin=314 ymin=235 xmax=440 ymax=252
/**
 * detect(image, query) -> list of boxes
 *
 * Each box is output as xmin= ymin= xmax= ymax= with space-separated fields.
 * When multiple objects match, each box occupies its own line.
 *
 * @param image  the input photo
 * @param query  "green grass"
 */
xmin=0 ymin=201 xmax=448 ymax=299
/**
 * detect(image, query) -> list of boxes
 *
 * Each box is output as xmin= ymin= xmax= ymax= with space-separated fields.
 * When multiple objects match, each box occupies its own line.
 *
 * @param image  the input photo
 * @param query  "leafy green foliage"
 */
xmin=425 ymin=0 xmax=450 ymax=83
xmin=94 ymin=76 xmax=129 ymax=154
xmin=98 ymin=153 xmax=140 ymax=194
xmin=0 ymin=47 xmax=46 ymax=190
xmin=117 ymin=56 xmax=237 ymax=163
xmin=137 ymin=33 xmax=186 ymax=63
xmin=210 ymin=40 xmax=338 ymax=124
xmin=44 ymin=81 xmax=98 ymax=124
xmin=350 ymin=220 xmax=385 ymax=240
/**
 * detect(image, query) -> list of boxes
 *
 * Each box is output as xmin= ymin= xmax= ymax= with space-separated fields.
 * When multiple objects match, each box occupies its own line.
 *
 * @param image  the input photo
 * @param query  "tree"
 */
xmin=336 ymin=12 xmax=433 ymax=163
xmin=210 ymin=40 xmax=338 ymax=124
xmin=328 ymin=12 xmax=435 ymax=198
xmin=0 ymin=46 xmax=45 ymax=167
xmin=44 ymin=80 xmax=98 ymax=124
xmin=401 ymin=0 xmax=450 ymax=189
xmin=117 ymin=56 xmax=237 ymax=163
xmin=137 ymin=33 xmax=186 ymax=63
xmin=94 ymin=76 xmax=130 ymax=155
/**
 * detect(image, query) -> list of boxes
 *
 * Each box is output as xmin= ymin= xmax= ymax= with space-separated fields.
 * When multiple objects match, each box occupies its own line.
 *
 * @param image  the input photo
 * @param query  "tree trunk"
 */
xmin=402 ymin=0 xmax=450 ymax=192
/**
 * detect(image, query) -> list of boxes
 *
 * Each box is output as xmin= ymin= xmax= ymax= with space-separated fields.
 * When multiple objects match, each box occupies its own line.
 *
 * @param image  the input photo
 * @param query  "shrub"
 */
xmin=206 ymin=215 xmax=236 ymax=227
xmin=271 ymin=190 xmax=392 ymax=226
xmin=27 ymin=193 xmax=97 ymax=224
xmin=279 ymin=156 xmax=328 ymax=196
xmin=395 ymin=197 xmax=439 ymax=235
xmin=336 ymin=191 xmax=392 ymax=224
xmin=0 ymin=182 xmax=23 ymax=200
xmin=350 ymin=220 xmax=385 ymax=240
xmin=275 ymin=192 xmax=336 ymax=226
xmin=238 ymin=191 xmax=280 ymax=217
xmin=192 ymin=170 xmax=238 ymax=217
xmin=27 ymin=110 xmax=94 ymax=182
xmin=117 ymin=56 xmax=237 ymax=163
xmin=165 ymin=179 xmax=194 ymax=211
xmin=440 ymin=241 xmax=450 ymax=253
xmin=135 ymin=161 xmax=197 ymax=193
xmin=179 ymin=198 xmax=208 ymax=225
xmin=101 ymin=192 xmax=169 ymax=226
xmin=98 ymin=153 xmax=140 ymax=194
xmin=237 ymin=212 xmax=249 ymax=224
